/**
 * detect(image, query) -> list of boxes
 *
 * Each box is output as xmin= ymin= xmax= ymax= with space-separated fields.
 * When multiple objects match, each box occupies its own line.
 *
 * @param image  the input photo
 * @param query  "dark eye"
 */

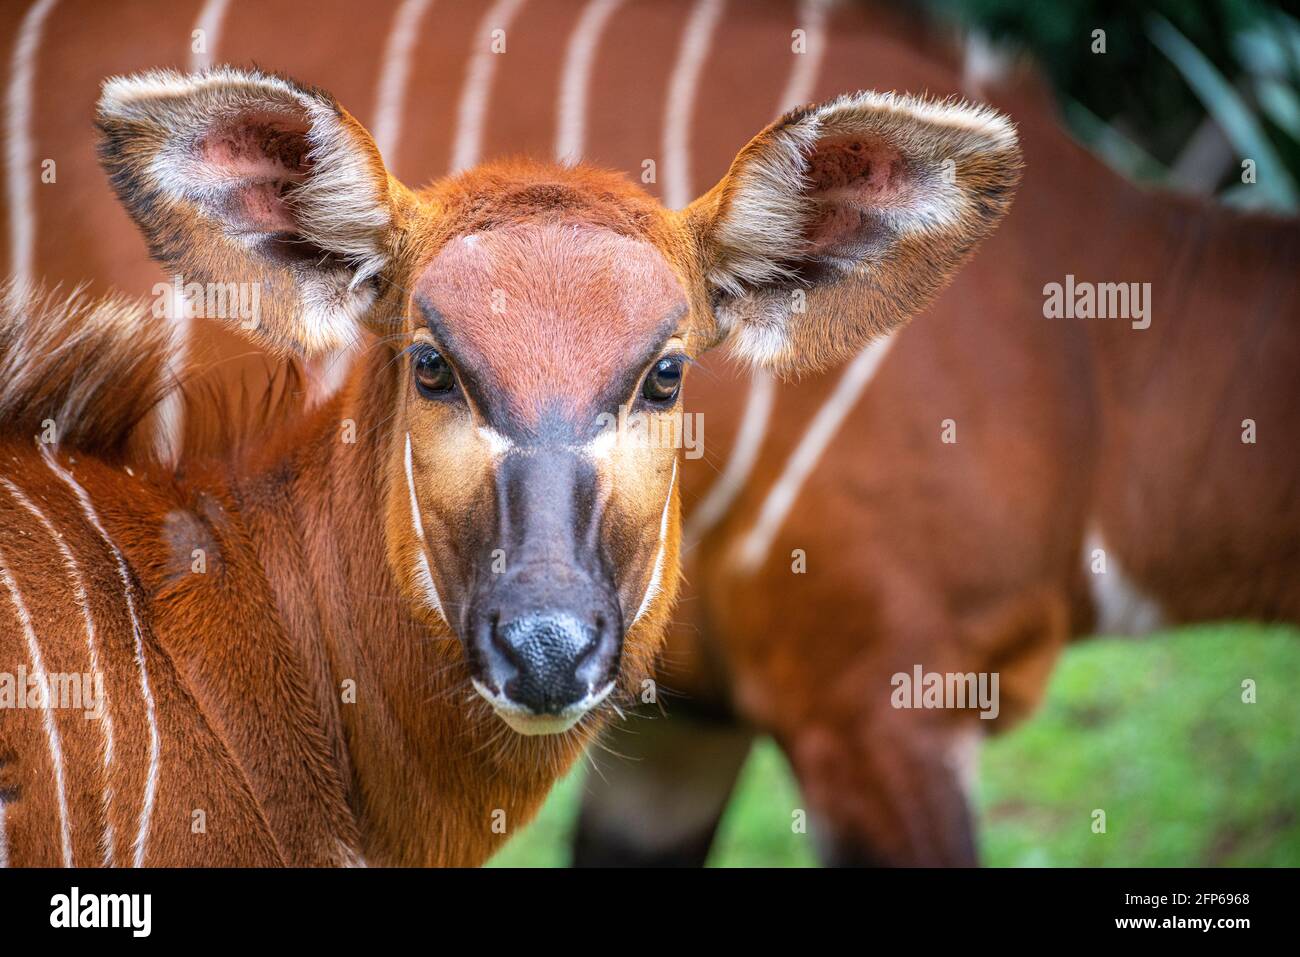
xmin=641 ymin=356 xmax=683 ymax=404
xmin=413 ymin=347 xmax=456 ymax=397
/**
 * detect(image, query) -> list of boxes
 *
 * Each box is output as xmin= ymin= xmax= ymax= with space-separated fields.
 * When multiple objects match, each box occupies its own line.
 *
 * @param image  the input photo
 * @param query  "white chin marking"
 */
xmin=471 ymin=679 xmax=615 ymax=737
xmin=498 ymin=712 xmax=585 ymax=736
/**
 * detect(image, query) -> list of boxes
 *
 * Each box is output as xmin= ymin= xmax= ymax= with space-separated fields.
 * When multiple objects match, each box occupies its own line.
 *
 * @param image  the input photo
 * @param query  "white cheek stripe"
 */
xmin=41 ymin=446 xmax=159 ymax=868
xmin=662 ymin=0 xmax=726 ymax=210
xmin=631 ymin=458 xmax=677 ymax=627
xmin=0 ymin=540 xmax=73 ymax=867
xmin=4 ymin=0 xmax=59 ymax=307
xmin=449 ymin=0 xmax=529 ymax=174
xmin=403 ymin=432 xmax=447 ymax=622
xmin=734 ymin=334 xmax=896 ymax=572
xmin=1 ymin=478 xmax=117 ymax=867
xmin=554 ymin=0 xmax=626 ymax=163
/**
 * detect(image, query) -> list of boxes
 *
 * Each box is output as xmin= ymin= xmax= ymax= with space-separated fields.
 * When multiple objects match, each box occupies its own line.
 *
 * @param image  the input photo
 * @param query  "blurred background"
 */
xmin=931 ymin=0 xmax=1300 ymax=210
xmin=491 ymin=0 xmax=1300 ymax=867
xmin=494 ymin=624 xmax=1300 ymax=866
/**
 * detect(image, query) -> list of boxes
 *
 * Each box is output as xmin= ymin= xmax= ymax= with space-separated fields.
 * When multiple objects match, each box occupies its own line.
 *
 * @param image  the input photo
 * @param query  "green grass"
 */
xmin=979 ymin=623 xmax=1300 ymax=866
xmin=489 ymin=624 xmax=1300 ymax=867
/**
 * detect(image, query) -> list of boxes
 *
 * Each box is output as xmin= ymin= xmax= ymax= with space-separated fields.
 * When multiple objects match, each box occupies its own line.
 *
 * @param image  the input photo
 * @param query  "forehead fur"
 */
xmin=423 ymin=159 xmax=679 ymax=242
xmin=416 ymin=221 xmax=686 ymax=432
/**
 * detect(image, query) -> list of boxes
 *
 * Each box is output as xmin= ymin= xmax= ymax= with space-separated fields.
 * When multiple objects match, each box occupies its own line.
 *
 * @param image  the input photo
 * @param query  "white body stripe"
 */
xmin=0 ymin=539 xmax=73 ymax=866
xmin=41 ymin=447 xmax=159 ymax=868
xmin=4 ymin=0 xmax=59 ymax=305
xmin=152 ymin=278 xmax=186 ymax=466
xmin=734 ymin=334 xmax=897 ymax=571
xmin=403 ymin=432 xmax=447 ymax=622
xmin=1 ymin=478 xmax=116 ymax=866
xmin=554 ymin=0 xmax=626 ymax=163
xmin=0 ymin=792 xmax=7 ymax=867
xmin=188 ymin=0 xmax=232 ymax=71
xmin=311 ymin=0 xmax=434 ymax=407
xmin=777 ymin=0 xmax=830 ymax=110
xmin=631 ymin=458 xmax=677 ymax=627
xmin=449 ymin=0 xmax=528 ymax=174
xmin=949 ymin=727 xmax=982 ymax=805
xmin=1083 ymin=526 xmax=1169 ymax=636
xmin=371 ymin=0 xmax=435 ymax=163
xmin=164 ymin=1 xmax=233 ymax=460
xmin=960 ymin=31 xmax=1011 ymax=100
xmin=661 ymin=0 xmax=725 ymax=209
xmin=681 ymin=0 xmax=828 ymax=549
xmin=683 ymin=371 xmax=774 ymax=548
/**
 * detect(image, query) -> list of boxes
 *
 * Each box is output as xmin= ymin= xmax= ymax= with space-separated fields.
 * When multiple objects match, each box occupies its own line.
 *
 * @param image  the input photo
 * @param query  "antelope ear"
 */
xmin=97 ymin=67 xmax=401 ymax=356
xmin=686 ymin=92 xmax=1022 ymax=375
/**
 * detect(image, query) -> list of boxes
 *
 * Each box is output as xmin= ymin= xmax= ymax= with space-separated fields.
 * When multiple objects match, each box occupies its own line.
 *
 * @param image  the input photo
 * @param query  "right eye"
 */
xmin=413 ymin=347 xmax=456 ymax=397
xmin=641 ymin=356 xmax=683 ymax=404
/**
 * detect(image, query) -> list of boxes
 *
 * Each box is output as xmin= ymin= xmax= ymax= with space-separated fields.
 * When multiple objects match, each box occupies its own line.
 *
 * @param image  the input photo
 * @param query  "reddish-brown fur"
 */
xmin=1 ymin=2 xmax=1021 ymax=864
xmin=7 ymin=0 xmax=1291 ymax=869
xmin=0 ymin=305 xmax=604 ymax=865
xmin=0 ymin=151 xmax=713 ymax=864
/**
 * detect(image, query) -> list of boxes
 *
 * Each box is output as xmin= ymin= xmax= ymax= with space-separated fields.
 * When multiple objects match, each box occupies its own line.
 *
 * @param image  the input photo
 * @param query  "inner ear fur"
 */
xmin=97 ymin=67 xmax=400 ymax=356
xmin=687 ymin=91 xmax=1023 ymax=375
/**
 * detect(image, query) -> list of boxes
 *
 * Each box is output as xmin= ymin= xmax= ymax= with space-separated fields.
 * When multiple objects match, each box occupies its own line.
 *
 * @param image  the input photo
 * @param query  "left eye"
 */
xmin=641 ymin=356 xmax=683 ymax=403
xmin=413 ymin=347 xmax=456 ymax=397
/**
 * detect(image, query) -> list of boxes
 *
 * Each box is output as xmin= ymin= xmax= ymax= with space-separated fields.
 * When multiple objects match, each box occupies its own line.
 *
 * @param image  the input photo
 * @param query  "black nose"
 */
xmin=484 ymin=612 xmax=609 ymax=714
xmin=467 ymin=445 xmax=623 ymax=716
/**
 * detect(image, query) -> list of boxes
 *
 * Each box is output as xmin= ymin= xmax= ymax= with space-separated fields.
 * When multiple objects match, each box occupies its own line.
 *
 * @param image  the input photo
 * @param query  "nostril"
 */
xmin=574 ymin=615 xmax=605 ymax=669
xmin=487 ymin=609 xmax=521 ymax=666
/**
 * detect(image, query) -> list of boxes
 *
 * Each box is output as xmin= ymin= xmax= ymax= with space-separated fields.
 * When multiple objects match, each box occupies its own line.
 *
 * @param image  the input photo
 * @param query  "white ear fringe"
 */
xmin=99 ymin=67 xmax=391 ymax=291
xmin=707 ymin=90 xmax=1019 ymax=301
